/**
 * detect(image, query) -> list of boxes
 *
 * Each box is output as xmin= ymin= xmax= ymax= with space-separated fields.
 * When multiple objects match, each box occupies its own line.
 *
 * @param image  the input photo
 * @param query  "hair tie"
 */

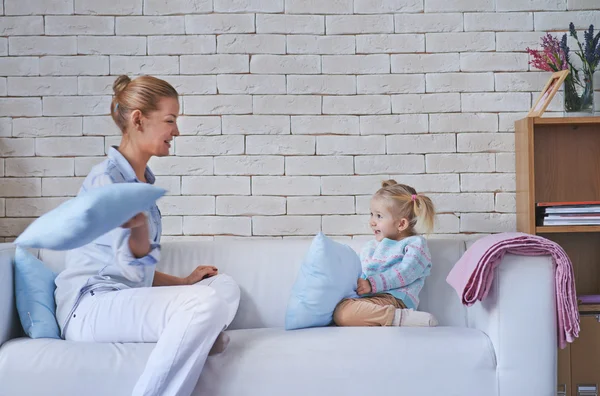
xmin=411 ymin=194 xmax=417 ymax=201
xmin=114 ymin=103 xmax=119 ymax=112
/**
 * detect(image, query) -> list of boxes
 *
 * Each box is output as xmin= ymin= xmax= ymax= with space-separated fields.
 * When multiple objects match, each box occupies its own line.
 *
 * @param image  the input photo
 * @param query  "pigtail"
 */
xmin=413 ymin=194 xmax=435 ymax=234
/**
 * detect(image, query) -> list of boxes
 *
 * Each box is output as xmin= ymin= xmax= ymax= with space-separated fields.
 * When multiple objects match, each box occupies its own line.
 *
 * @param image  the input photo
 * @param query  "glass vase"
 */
xmin=563 ymin=70 xmax=594 ymax=116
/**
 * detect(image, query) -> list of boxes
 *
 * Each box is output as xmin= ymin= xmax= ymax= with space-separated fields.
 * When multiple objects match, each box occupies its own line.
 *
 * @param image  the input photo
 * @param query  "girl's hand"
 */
xmin=184 ymin=265 xmax=218 ymax=285
xmin=357 ymin=278 xmax=372 ymax=295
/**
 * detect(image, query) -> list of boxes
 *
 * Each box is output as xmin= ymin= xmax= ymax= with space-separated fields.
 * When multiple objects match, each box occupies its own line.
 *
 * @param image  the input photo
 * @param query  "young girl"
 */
xmin=334 ymin=180 xmax=438 ymax=327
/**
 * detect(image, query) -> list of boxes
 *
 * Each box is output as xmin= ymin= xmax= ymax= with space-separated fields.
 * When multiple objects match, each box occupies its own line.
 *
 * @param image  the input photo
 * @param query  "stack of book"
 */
xmin=537 ymin=201 xmax=600 ymax=226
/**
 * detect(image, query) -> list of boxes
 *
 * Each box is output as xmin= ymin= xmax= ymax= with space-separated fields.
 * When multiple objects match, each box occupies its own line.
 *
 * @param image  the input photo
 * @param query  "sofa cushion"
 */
xmin=0 ymin=327 xmax=496 ymax=396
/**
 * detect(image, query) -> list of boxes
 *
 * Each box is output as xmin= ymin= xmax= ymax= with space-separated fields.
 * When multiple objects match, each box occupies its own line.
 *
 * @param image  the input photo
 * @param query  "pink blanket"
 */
xmin=446 ymin=232 xmax=579 ymax=349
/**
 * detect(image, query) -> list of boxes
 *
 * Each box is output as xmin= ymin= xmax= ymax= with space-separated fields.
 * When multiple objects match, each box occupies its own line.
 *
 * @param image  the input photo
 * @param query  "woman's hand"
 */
xmin=122 ymin=213 xmax=151 ymax=258
xmin=357 ymin=278 xmax=372 ymax=295
xmin=184 ymin=265 xmax=218 ymax=285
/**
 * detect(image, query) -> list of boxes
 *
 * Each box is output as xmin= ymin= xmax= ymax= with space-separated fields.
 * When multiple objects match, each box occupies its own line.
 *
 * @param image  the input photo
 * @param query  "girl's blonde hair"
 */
xmin=373 ymin=179 xmax=436 ymax=235
xmin=110 ymin=75 xmax=179 ymax=132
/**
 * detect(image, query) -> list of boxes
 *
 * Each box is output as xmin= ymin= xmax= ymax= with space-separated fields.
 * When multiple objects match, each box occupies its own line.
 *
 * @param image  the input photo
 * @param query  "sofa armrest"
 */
xmin=0 ymin=243 xmax=19 ymax=347
xmin=466 ymin=253 xmax=557 ymax=396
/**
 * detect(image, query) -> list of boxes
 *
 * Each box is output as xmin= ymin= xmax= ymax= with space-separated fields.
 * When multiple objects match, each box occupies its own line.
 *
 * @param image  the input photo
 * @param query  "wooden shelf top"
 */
xmin=536 ymin=225 xmax=600 ymax=233
xmin=534 ymin=116 xmax=600 ymax=125
xmin=579 ymin=304 xmax=600 ymax=313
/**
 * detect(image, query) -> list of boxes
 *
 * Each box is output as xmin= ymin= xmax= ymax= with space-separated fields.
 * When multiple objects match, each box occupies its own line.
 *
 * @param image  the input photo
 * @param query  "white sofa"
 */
xmin=0 ymin=238 xmax=557 ymax=396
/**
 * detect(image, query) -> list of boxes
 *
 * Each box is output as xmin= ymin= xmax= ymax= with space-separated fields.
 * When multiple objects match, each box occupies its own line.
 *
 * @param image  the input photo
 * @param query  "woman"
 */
xmin=54 ymin=75 xmax=240 ymax=396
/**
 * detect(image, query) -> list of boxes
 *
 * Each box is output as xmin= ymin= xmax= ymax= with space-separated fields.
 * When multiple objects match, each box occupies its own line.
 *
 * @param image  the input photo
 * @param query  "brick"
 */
xmin=145 ymin=0 xmax=212 ymax=15
xmin=387 ymin=134 xmax=455 ymax=154
xmin=9 ymin=37 xmax=76 ymax=56
xmin=217 ymin=34 xmax=285 ymax=54
xmin=104 ymin=136 xmax=122 ymax=154
xmin=426 ymin=32 xmax=494 ymax=53
xmin=457 ymin=133 xmax=514 ymax=153
xmin=257 ymin=14 xmax=324 ymax=34
xmin=162 ymin=216 xmax=183 ymax=235
xmin=43 ymin=96 xmax=111 ymax=116
xmin=0 ymin=98 xmax=41 ymax=117
xmin=287 ymin=35 xmax=355 ymax=55
xmin=253 ymin=216 xmax=321 ymax=236
xmin=317 ymin=136 xmax=384 ymax=155
xmin=40 ymin=56 xmax=108 ymax=76
xmin=14 ymin=117 xmax=82 ymax=138
xmin=0 ymin=138 xmax=34 ymax=157
xmin=0 ymin=178 xmax=41 ymax=197
xmin=426 ymin=73 xmax=494 ymax=93
xmin=322 ymin=215 xmax=370 ymax=235
xmin=7 ymin=77 xmax=77 ymax=96
xmin=183 ymin=95 xmax=252 ymax=115
xmin=323 ymin=95 xmax=391 ymax=115
xmin=250 ymin=55 xmax=320 ymax=74
xmin=461 ymin=173 xmax=516 ymax=192
xmin=356 ymin=34 xmax=425 ymax=53
xmin=0 ymin=119 xmax=11 ymax=137
xmin=358 ymin=74 xmax=424 ymax=94
xmin=496 ymin=32 xmax=543 ymax=52
xmin=174 ymin=136 xmax=243 ymax=156
xmin=464 ymin=12 xmax=533 ymax=31
xmin=425 ymin=0 xmax=494 ymax=12
xmin=154 ymin=176 xmax=181 ymax=195
xmin=461 ymin=53 xmax=529 ymax=72
xmin=41 ymin=177 xmax=84 ymax=197
xmin=74 ymin=157 xmax=105 ymax=176
xmin=158 ymin=196 xmax=214 ymax=215
xmin=322 ymin=176 xmax=388 ymax=195
xmin=0 ymin=79 xmax=6 ymax=95
xmin=185 ymin=14 xmax=254 ymax=34
xmin=158 ymin=76 xmax=216 ymax=95
xmin=76 ymin=76 xmax=114 ymax=95
xmin=0 ymin=58 xmax=39 ymax=77
xmin=288 ymin=75 xmax=356 ymax=95
xmin=429 ymin=193 xmax=494 ymax=212
xmin=76 ymin=0 xmax=142 ymax=14
xmin=83 ymin=116 xmax=120 ymax=136
xmin=395 ymin=13 xmax=462 ymax=33
xmin=288 ymin=196 xmax=354 ymax=215
xmin=287 ymin=0 xmax=353 ymax=14
xmin=148 ymin=36 xmax=215 ymax=56
xmin=218 ymin=75 xmax=285 ymax=95
xmin=432 ymin=214 xmax=460 ymax=233
xmin=215 ymin=156 xmax=284 ymax=175
xmin=392 ymin=54 xmax=460 ymax=73
xmin=222 ymin=115 xmax=288 ymax=135
xmin=460 ymin=213 xmax=516 ymax=233
xmin=494 ymin=72 xmax=549 ymax=92
xmin=254 ymin=95 xmax=321 ymax=115
xmin=247 ymin=136 xmax=314 ymax=155
xmin=285 ymin=156 xmax=354 ymax=175
xmin=252 ymin=176 xmax=320 ymax=195
xmin=355 ymin=0 xmax=422 ymax=13
xmin=392 ymin=93 xmax=460 ymax=114
xmin=0 ymin=199 xmax=4 ymax=217
xmin=110 ymin=56 xmax=179 ymax=75
xmin=184 ymin=216 xmax=251 ymax=236
xmin=0 ymin=219 xmax=35 ymax=237
xmin=116 ymin=16 xmax=184 ymax=35
xmin=426 ymin=153 xmax=495 ymax=173
xmin=0 ymin=16 xmax=43 ymax=35
xmin=326 ymin=15 xmax=393 ymax=34
xmin=498 ymin=113 xmax=528 ymax=132
xmin=388 ymin=173 xmax=461 ymax=192
xmin=496 ymin=193 xmax=516 ymax=212
xmin=182 ymin=176 xmax=250 ymax=195
xmin=216 ymin=196 xmax=285 ymax=215
xmin=36 ymin=137 xmax=104 ymax=157
xmin=497 ymin=0 xmax=566 ymax=11
xmin=78 ymin=36 xmax=146 ymax=55
xmin=180 ymin=55 xmax=248 ymax=74
xmin=5 ymin=0 xmax=72 ymax=15
xmin=462 ymin=93 xmax=530 ymax=112
xmin=292 ymin=116 xmax=359 ymax=135
xmin=430 ymin=113 xmax=498 ymax=133
xmin=45 ymin=16 xmax=114 ymax=35
xmin=496 ymin=153 xmax=515 ymax=172
xmin=6 ymin=198 xmax=68 ymax=217
xmin=148 ymin=156 xmax=213 ymax=176
xmin=323 ymin=55 xmax=389 ymax=74
xmin=360 ymin=114 xmax=428 ymax=135
xmin=215 ymin=0 xmax=283 ymax=12
xmin=176 ymin=116 xmax=220 ymax=136
xmin=568 ymin=0 xmax=597 ymax=10
xmin=0 ymin=40 xmax=6 ymax=56
xmin=355 ymin=155 xmax=425 ymax=174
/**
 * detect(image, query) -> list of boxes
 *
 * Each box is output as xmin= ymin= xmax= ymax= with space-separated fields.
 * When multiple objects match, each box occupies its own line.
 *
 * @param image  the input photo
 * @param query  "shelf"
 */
xmin=536 ymin=226 xmax=600 ymax=233
xmin=534 ymin=116 xmax=600 ymax=126
xmin=579 ymin=304 xmax=600 ymax=313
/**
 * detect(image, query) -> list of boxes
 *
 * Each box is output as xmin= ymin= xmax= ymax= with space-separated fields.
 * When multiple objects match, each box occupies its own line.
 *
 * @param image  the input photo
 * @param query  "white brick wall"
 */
xmin=1 ymin=0 xmax=597 ymax=239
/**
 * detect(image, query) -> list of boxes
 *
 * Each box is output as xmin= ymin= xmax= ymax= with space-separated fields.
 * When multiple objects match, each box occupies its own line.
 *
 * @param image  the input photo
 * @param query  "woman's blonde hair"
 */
xmin=373 ymin=179 xmax=436 ymax=235
xmin=110 ymin=75 xmax=178 ymax=132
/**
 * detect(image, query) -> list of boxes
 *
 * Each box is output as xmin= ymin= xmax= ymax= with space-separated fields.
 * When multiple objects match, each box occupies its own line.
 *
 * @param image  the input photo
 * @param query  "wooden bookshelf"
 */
xmin=516 ymin=116 xmax=600 ymax=396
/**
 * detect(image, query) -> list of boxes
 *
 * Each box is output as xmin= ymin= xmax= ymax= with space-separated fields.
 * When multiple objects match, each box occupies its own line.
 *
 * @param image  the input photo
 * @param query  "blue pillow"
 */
xmin=285 ymin=233 xmax=362 ymax=330
xmin=14 ymin=183 xmax=166 ymax=250
xmin=14 ymin=247 xmax=60 ymax=339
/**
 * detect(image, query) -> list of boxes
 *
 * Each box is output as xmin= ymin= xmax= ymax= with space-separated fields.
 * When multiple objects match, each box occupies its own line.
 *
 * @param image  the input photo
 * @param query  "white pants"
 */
xmin=64 ymin=274 xmax=241 ymax=396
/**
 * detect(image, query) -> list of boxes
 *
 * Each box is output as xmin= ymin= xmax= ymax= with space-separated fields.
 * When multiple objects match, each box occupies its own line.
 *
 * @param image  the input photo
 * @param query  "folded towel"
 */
xmin=446 ymin=232 xmax=580 ymax=349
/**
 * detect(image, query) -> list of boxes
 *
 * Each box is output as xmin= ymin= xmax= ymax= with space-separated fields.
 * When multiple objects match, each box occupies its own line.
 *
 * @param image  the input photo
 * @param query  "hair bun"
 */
xmin=381 ymin=179 xmax=398 ymax=188
xmin=113 ymin=75 xmax=131 ymax=95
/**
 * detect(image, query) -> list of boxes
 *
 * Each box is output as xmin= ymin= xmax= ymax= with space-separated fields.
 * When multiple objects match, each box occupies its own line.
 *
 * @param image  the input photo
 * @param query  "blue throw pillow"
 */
xmin=285 ymin=233 xmax=362 ymax=330
xmin=14 ymin=247 xmax=60 ymax=339
xmin=14 ymin=183 xmax=166 ymax=251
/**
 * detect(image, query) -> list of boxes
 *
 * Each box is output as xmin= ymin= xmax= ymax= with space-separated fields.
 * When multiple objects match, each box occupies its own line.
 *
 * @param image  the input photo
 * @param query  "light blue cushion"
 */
xmin=285 ymin=233 xmax=362 ymax=330
xmin=14 ymin=183 xmax=166 ymax=251
xmin=14 ymin=247 xmax=60 ymax=339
